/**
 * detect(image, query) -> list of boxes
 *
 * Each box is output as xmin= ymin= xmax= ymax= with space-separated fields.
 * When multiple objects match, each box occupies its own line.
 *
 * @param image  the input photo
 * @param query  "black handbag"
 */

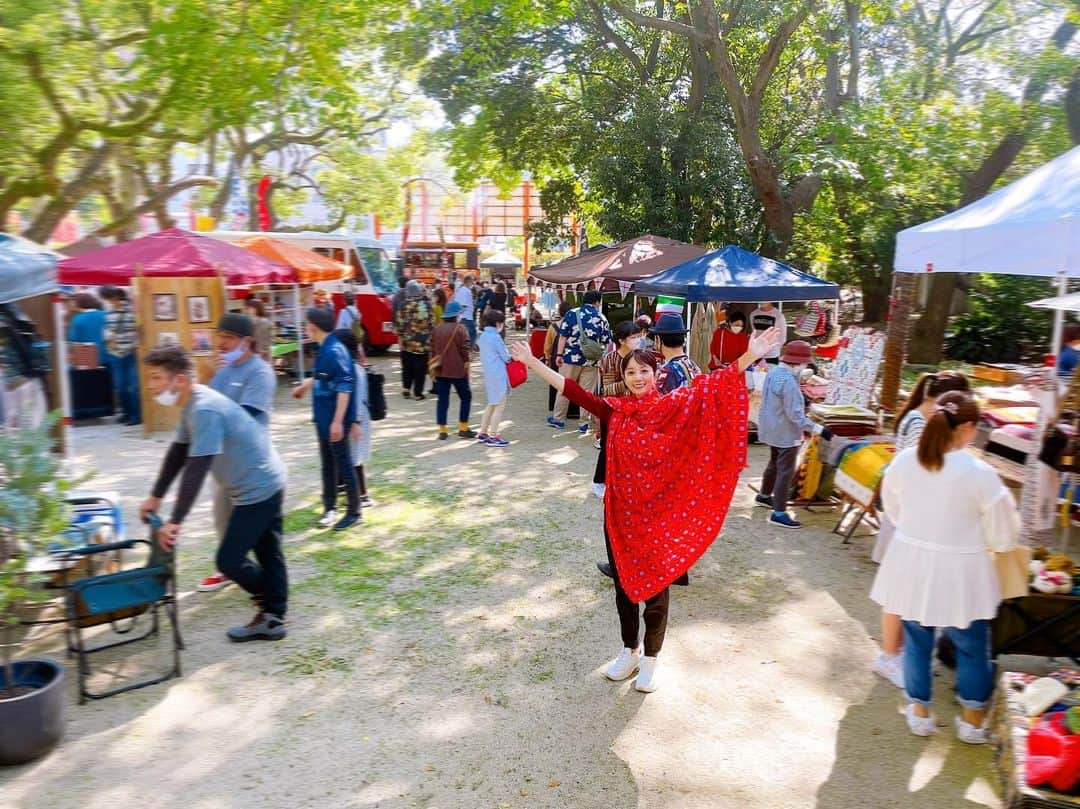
xmin=366 ymin=367 xmax=387 ymax=421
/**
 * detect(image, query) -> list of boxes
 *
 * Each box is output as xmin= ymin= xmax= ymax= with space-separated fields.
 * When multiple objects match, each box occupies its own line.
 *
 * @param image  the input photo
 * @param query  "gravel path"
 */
xmin=1 ymin=343 xmax=1007 ymax=808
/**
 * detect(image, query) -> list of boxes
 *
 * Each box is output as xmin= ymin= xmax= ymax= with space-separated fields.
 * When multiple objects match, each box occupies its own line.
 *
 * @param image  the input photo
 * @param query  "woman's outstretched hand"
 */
xmin=747 ymin=326 xmax=783 ymax=360
xmin=509 ymin=341 xmax=536 ymax=366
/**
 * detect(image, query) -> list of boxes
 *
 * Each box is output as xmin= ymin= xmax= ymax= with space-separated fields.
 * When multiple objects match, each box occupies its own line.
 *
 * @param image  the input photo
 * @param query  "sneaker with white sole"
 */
xmin=769 ymin=511 xmax=803 ymax=529
xmin=605 ymin=647 xmax=640 ymax=681
xmin=226 ymin=612 xmax=286 ymax=642
xmin=954 ymin=716 xmax=990 ymax=745
xmin=872 ymin=652 xmax=905 ymax=689
xmin=317 ymin=509 xmax=338 ymax=527
xmin=635 ymin=656 xmax=659 ymax=693
xmin=197 ymin=572 xmax=231 ymax=592
xmin=904 ymin=703 xmax=936 ymax=737
xmin=486 ymin=435 xmax=509 ymax=447
xmin=359 ymin=495 xmax=375 ymax=509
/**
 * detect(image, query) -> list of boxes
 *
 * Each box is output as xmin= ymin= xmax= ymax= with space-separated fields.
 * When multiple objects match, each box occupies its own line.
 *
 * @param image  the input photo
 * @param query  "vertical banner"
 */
xmin=257 ymin=175 xmax=273 ymax=231
xmin=401 ymin=183 xmax=413 ymax=256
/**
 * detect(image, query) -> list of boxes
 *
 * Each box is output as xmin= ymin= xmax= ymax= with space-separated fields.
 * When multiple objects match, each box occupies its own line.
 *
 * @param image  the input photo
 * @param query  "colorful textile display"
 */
xmin=825 ymin=327 xmax=885 ymax=408
xmin=833 ymin=443 xmax=894 ymax=507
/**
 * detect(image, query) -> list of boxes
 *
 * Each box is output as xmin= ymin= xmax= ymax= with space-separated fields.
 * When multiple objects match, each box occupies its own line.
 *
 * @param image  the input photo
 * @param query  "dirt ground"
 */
xmin=0 ymin=341 xmax=1025 ymax=808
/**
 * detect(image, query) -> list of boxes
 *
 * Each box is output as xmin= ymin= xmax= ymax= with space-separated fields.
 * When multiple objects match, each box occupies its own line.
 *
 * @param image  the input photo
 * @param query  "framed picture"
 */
xmin=190 ymin=328 xmax=214 ymax=355
xmin=187 ymin=295 xmax=211 ymax=324
xmin=157 ymin=332 xmax=179 ymax=347
xmin=153 ymin=293 xmax=177 ymax=321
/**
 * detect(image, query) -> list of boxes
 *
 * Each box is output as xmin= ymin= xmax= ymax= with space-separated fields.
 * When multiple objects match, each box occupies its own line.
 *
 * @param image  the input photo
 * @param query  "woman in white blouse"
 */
xmin=872 ymin=370 xmax=971 ymax=689
xmin=870 ymin=390 xmax=1019 ymax=744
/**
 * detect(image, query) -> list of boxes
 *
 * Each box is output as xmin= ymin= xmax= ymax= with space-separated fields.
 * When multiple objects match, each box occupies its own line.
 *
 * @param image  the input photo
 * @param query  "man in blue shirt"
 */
xmin=197 ymin=312 xmax=278 ymax=593
xmin=755 ymin=340 xmax=831 ymax=530
xmin=292 ymin=306 xmax=360 ymax=531
xmin=139 ymin=344 xmax=289 ymax=642
xmin=67 ymin=292 xmax=108 ymax=367
xmin=550 ymin=290 xmax=611 ymax=434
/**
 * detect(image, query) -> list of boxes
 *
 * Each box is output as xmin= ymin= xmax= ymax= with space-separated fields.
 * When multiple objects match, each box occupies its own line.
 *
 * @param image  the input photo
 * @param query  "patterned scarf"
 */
xmin=605 ymin=364 xmax=748 ymax=602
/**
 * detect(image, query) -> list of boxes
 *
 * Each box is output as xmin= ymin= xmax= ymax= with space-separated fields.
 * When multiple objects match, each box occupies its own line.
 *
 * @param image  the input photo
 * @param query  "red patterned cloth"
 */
xmin=564 ymin=364 xmax=748 ymax=602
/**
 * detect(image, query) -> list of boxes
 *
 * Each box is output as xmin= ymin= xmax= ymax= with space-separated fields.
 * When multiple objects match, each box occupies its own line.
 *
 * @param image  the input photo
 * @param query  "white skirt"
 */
xmin=869 ymin=532 xmax=1002 ymax=629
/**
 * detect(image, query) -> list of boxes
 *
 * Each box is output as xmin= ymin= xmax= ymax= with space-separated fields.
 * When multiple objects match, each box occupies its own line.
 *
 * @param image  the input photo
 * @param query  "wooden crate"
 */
xmin=975 ymin=364 xmax=1027 ymax=386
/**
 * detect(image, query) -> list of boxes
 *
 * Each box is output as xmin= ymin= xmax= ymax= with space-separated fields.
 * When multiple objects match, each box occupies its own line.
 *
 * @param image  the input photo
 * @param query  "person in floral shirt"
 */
xmin=549 ymin=290 xmax=611 ymax=434
xmin=394 ymin=280 xmax=435 ymax=400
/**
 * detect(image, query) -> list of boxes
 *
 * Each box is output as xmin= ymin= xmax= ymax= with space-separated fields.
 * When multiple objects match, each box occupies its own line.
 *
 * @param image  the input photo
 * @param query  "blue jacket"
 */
xmin=312 ymin=332 xmax=356 ymax=434
xmin=758 ymin=363 xmax=814 ymax=448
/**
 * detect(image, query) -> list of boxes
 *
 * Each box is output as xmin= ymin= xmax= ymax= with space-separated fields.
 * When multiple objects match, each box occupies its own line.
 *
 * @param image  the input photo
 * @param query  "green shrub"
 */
xmin=945 ymin=275 xmax=1057 ymax=363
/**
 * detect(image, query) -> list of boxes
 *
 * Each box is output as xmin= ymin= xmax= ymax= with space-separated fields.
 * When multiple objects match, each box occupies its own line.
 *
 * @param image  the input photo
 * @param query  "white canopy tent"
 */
xmin=895 ymin=145 xmax=1080 ymax=347
xmin=1028 ymin=290 xmax=1080 ymax=312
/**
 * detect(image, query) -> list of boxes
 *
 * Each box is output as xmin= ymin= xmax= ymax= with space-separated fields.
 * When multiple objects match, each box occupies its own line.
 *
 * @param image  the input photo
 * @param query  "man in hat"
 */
xmin=755 ymin=339 xmax=831 ymax=530
xmin=651 ymin=312 xmax=701 ymax=394
xmin=197 ymin=312 xmax=278 ymax=592
xmin=291 ymin=306 xmax=361 ymax=531
xmin=427 ymin=300 xmax=476 ymax=440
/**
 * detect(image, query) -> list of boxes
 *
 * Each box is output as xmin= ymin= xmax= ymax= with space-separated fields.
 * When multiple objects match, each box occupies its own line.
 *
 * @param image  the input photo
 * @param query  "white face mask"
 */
xmin=729 ymin=324 xmax=744 ymax=334
xmin=154 ymin=384 xmax=180 ymax=407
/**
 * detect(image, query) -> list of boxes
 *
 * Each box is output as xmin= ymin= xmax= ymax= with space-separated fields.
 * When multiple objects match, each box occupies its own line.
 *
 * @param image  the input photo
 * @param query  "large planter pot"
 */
xmin=0 ymin=657 xmax=65 ymax=765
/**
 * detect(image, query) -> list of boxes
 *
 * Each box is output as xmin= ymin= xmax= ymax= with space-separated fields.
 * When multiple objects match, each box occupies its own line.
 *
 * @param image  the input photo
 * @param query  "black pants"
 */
xmin=606 ymin=525 xmax=669 ymax=657
xmin=216 ymin=489 xmax=287 ymax=617
xmin=762 ymin=444 xmax=800 ymax=513
xmin=593 ymin=424 xmax=606 ymax=485
xmin=401 ymin=350 xmax=428 ymax=397
xmin=317 ymin=428 xmax=359 ymax=516
xmin=434 ymin=376 xmax=471 ymax=426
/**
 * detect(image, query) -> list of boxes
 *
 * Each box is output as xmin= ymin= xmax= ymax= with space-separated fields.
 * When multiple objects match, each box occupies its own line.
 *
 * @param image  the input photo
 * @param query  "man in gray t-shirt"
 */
xmin=140 ymin=344 xmax=289 ymax=642
xmin=198 ymin=313 xmax=278 ymax=593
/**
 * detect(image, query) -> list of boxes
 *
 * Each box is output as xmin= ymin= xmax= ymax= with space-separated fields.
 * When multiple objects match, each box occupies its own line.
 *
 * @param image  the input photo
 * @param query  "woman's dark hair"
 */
xmin=557 ymin=300 xmax=573 ymax=318
xmin=614 ymin=320 xmax=640 ymax=343
xmin=917 ymin=390 xmax=980 ymax=472
xmin=143 ymin=343 xmax=194 ymax=376
xmin=495 ymin=282 xmax=506 ymax=294
xmin=99 ymin=285 xmax=127 ymax=302
xmin=726 ymin=311 xmax=747 ymax=327
xmin=896 ymin=370 xmax=970 ymax=431
xmin=333 ymin=328 xmax=361 ymax=361
xmin=245 ymin=298 xmax=266 ymax=317
xmin=621 ymin=348 xmax=660 ymax=379
xmin=483 ymin=309 xmax=505 ymax=328
xmin=1064 ymin=323 xmax=1080 ymax=345
xmin=433 ymin=287 xmax=448 ymax=307
xmin=634 ymin=314 xmax=652 ymax=331
xmin=74 ymin=292 xmax=101 ymax=310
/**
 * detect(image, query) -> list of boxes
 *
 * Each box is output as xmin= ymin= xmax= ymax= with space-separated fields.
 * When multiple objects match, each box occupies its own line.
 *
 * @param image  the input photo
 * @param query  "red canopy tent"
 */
xmin=57 ymin=228 xmax=293 ymax=285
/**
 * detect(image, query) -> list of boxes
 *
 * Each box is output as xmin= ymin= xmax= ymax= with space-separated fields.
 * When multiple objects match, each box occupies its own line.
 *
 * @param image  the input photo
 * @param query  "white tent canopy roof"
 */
xmin=895 ymin=145 xmax=1080 ymax=277
xmin=1028 ymin=290 xmax=1080 ymax=312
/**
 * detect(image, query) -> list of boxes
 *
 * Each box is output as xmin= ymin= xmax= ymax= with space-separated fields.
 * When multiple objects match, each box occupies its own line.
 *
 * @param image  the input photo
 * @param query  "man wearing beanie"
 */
xmin=292 ymin=306 xmax=361 ymax=531
xmin=197 ymin=312 xmax=279 ymax=592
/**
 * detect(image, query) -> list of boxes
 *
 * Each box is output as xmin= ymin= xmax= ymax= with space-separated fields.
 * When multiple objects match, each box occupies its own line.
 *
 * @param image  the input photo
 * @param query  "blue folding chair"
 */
xmin=59 ymin=514 xmax=183 ymax=703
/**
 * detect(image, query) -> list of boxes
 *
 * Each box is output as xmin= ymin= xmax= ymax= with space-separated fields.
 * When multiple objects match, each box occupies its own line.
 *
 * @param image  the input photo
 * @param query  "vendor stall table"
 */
xmin=994 ymin=594 xmax=1080 ymax=664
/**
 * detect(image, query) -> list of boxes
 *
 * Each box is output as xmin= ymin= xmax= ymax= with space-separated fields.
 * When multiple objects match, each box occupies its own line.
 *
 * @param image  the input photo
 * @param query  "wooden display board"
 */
xmin=134 ymin=276 xmax=225 ymax=434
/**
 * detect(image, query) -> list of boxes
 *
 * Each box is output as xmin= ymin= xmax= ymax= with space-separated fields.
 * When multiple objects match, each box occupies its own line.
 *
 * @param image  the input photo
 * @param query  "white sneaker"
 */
xmin=635 ymin=656 xmax=659 ymax=693
xmin=904 ymin=703 xmax=936 ymax=737
xmin=317 ymin=510 xmax=338 ymax=527
xmin=591 ymin=483 xmax=606 ymax=499
xmin=872 ymin=652 xmax=905 ymax=690
xmin=604 ymin=647 xmax=640 ymax=681
xmin=954 ymin=716 xmax=990 ymax=745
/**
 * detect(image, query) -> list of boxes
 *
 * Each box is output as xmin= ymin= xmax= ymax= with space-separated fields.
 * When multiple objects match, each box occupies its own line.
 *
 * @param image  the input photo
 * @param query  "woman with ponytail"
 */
xmin=872 ymin=370 xmax=971 ymax=688
xmin=870 ymin=390 xmax=1020 ymax=744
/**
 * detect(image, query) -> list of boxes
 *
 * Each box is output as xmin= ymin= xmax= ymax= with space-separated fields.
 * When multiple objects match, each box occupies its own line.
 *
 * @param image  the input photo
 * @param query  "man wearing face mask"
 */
xmin=755 ymin=340 xmax=832 ymax=529
xmin=139 ymin=344 xmax=289 ymax=641
xmin=195 ymin=313 xmax=277 ymax=593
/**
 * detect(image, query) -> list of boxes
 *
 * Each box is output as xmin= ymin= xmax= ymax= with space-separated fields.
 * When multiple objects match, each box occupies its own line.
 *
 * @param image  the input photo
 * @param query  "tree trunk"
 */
xmin=859 ymin=269 xmax=891 ymax=324
xmin=881 ymin=272 xmax=917 ymax=412
xmin=22 ymin=143 xmax=118 ymax=243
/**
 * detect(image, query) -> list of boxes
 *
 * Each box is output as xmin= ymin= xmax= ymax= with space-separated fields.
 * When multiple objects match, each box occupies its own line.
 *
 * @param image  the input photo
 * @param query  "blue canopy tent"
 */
xmin=0 ymin=233 xmax=59 ymax=304
xmin=633 ymin=244 xmax=839 ymax=302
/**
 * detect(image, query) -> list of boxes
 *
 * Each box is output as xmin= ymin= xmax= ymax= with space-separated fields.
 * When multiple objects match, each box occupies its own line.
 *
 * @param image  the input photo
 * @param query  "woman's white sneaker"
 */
xmin=605 ymin=647 xmax=640 ymax=681
xmin=904 ymin=703 xmax=936 ymax=737
xmin=872 ymin=652 xmax=905 ymax=689
xmin=317 ymin=509 xmax=338 ymax=527
xmin=634 ymin=656 xmax=659 ymax=693
xmin=954 ymin=716 xmax=990 ymax=744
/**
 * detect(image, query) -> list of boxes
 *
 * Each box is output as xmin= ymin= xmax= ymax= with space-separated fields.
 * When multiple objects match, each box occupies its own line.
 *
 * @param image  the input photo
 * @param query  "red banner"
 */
xmin=257 ymin=176 xmax=273 ymax=231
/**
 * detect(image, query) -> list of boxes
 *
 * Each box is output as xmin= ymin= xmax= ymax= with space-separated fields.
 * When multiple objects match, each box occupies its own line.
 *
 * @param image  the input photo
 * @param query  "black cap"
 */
xmin=306 ymin=306 xmax=335 ymax=334
xmin=217 ymin=312 xmax=254 ymax=338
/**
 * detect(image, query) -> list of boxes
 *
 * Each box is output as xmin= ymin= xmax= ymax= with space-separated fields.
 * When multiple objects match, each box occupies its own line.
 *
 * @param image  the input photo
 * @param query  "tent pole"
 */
xmin=53 ymin=296 xmax=73 ymax=461
xmin=294 ymin=283 xmax=305 ymax=381
xmin=1052 ymin=271 xmax=1067 ymax=356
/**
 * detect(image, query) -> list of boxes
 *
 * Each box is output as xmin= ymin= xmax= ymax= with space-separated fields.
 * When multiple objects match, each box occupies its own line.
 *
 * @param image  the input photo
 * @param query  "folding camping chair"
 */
xmin=59 ymin=514 xmax=183 ymax=703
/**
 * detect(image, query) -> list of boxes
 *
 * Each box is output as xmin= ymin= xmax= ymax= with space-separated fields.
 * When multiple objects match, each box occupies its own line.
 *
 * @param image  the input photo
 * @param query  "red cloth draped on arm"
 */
xmin=563 ymin=364 xmax=748 ymax=602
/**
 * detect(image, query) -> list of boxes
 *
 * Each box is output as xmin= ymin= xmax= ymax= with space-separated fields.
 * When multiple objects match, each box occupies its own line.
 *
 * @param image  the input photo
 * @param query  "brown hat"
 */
xmin=780 ymin=340 xmax=813 ymax=365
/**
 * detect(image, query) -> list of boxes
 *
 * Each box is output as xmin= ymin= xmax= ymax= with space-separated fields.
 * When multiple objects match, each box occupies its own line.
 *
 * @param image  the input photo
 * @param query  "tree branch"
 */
xmin=748 ymin=2 xmax=814 ymax=105
xmin=606 ymin=0 xmax=705 ymax=42
xmin=587 ymin=1 xmax=649 ymax=81
xmin=87 ymin=176 xmax=220 ymax=239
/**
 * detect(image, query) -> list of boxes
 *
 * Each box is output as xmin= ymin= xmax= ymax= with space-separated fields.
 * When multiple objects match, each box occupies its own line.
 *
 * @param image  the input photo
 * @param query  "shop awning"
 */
xmin=480 ymin=250 xmax=523 ymax=270
xmin=528 ymin=235 xmax=707 ymax=291
xmin=634 ymin=244 xmax=839 ymax=302
xmin=233 ymin=235 xmax=348 ymax=283
xmin=58 ymin=228 xmax=294 ymax=287
xmin=0 ymin=234 xmax=59 ymax=304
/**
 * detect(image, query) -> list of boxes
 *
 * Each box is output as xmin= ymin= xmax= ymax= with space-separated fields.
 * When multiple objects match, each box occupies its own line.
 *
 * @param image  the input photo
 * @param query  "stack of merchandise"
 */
xmin=809 ymin=403 xmax=878 ymax=437
xmin=992 ymin=669 xmax=1080 ymax=806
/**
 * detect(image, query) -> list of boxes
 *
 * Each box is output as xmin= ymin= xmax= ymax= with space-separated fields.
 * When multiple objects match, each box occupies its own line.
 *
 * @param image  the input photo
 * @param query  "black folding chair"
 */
xmin=59 ymin=514 xmax=183 ymax=703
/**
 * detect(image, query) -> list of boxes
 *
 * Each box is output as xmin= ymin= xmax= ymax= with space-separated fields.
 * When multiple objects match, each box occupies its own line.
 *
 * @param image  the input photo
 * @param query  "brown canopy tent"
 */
xmin=528 ymin=235 xmax=707 ymax=292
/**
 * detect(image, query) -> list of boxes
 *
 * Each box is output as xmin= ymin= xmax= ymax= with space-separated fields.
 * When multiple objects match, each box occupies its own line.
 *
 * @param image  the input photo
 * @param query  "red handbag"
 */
xmin=507 ymin=359 xmax=527 ymax=388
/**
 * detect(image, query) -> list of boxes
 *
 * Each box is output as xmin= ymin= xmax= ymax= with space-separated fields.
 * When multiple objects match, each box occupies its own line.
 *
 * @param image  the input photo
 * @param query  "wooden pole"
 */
xmin=880 ymin=272 xmax=916 ymax=413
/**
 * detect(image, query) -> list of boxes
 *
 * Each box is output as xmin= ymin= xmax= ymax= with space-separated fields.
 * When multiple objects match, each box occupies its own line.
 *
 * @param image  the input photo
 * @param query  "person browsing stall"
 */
xmin=749 ymin=302 xmax=786 ymax=364
xmin=139 ymin=344 xmax=289 ymax=642
xmin=709 ymin=310 xmax=750 ymax=369
xmin=292 ymin=306 xmax=361 ymax=531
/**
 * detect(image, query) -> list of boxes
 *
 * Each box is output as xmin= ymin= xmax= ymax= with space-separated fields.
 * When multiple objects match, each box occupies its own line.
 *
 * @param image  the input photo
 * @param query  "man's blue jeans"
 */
xmin=108 ymin=352 xmax=141 ymax=423
xmin=902 ymin=619 xmax=994 ymax=709
xmin=462 ymin=318 xmax=476 ymax=347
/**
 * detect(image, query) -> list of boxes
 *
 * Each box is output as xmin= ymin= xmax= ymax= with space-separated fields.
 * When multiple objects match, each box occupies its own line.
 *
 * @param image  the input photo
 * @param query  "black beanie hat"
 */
xmin=216 ymin=312 xmax=254 ymax=338
xmin=306 ymin=306 xmax=335 ymax=334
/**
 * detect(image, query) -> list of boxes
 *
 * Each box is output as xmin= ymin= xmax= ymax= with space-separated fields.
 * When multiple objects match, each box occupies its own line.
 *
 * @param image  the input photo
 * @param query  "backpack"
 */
xmin=365 ymin=367 xmax=387 ymax=421
xmin=343 ymin=305 xmax=365 ymax=343
xmin=0 ymin=303 xmax=51 ymax=378
xmin=575 ymin=308 xmax=605 ymax=363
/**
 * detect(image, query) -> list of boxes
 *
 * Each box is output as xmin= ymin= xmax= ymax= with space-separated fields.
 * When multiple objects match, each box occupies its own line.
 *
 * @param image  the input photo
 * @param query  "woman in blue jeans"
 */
xmin=870 ymin=389 xmax=1020 ymax=744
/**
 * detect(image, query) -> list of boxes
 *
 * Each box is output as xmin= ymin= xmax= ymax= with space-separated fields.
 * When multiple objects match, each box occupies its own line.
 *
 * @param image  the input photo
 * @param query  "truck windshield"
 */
xmin=357 ymin=247 xmax=397 ymax=296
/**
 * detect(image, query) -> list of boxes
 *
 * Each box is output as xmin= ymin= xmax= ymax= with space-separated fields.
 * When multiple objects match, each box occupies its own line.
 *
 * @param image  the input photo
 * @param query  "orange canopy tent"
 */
xmin=234 ymin=235 xmax=348 ymax=282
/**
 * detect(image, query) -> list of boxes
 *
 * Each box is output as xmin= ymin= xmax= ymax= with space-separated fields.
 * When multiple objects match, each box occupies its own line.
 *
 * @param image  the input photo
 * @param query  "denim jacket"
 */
xmin=312 ymin=333 xmax=356 ymax=433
